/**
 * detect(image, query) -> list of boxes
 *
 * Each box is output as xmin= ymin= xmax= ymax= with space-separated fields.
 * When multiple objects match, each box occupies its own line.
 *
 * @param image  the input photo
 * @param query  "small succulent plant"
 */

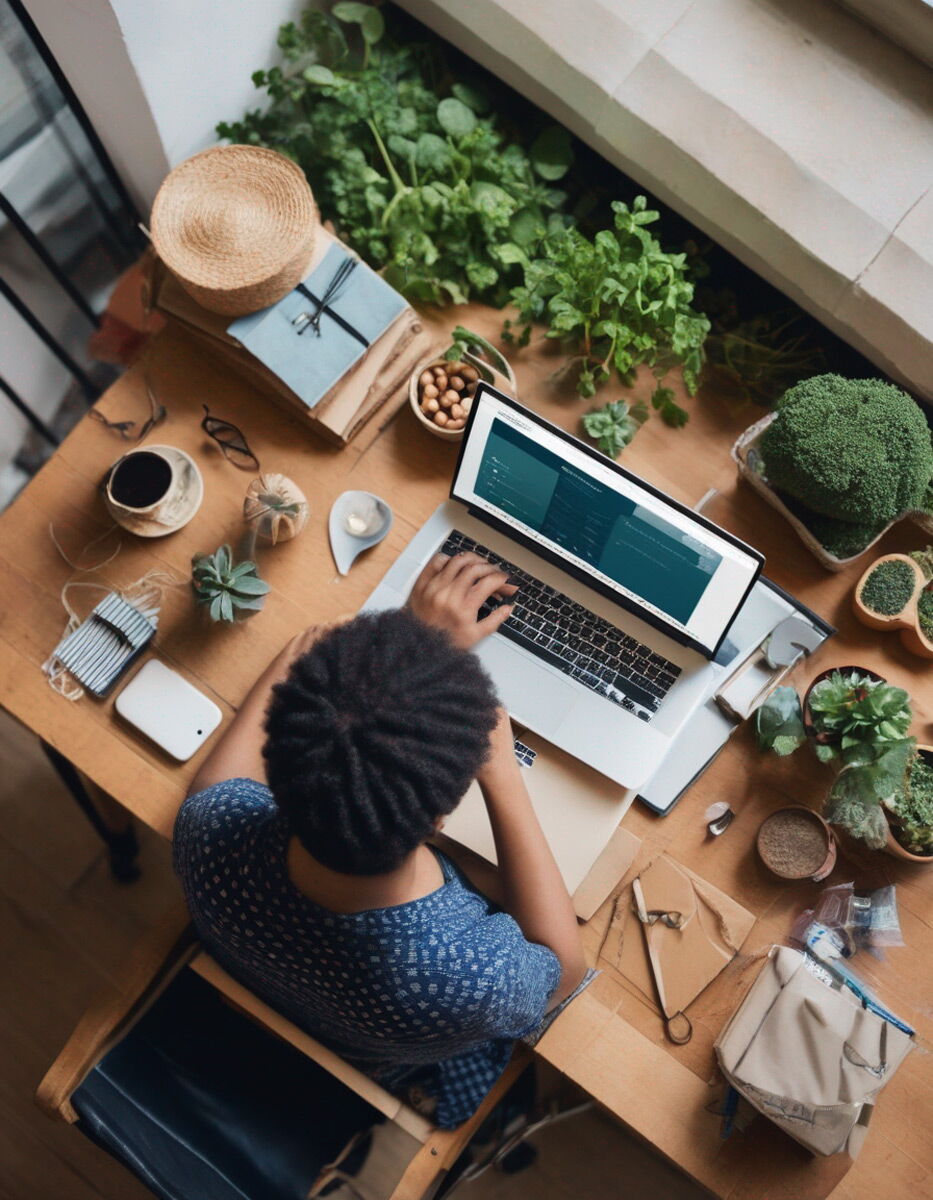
xmin=756 ymin=669 xmax=918 ymax=850
xmin=191 ymin=544 xmax=270 ymax=623
xmin=806 ymin=670 xmax=912 ymax=765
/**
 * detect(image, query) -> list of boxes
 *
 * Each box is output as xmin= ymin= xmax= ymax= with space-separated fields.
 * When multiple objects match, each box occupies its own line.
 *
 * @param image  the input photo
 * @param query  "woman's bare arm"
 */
xmin=186 ymin=626 xmax=328 ymax=797
xmin=477 ymin=710 xmax=587 ymax=1005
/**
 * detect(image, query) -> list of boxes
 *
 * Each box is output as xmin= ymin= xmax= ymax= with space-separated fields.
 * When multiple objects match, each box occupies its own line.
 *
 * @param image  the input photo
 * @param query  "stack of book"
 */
xmin=150 ymin=229 xmax=434 ymax=446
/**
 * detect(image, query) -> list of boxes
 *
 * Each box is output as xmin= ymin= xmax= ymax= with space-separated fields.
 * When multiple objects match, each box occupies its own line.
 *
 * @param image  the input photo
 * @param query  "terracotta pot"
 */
xmin=883 ymin=744 xmax=933 ymax=865
xmin=852 ymin=552 xmax=933 ymax=660
xmin=801 ymin=665 xmax=886 ymax=748
xmin=852 ymin=552 xmax=925 ymax=630
xmin=757 ymin=805 xmax=837 ymax=882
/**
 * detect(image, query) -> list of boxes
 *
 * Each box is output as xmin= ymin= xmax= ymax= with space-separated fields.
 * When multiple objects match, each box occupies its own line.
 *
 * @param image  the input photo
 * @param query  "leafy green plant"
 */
xmin=443 ymin=325 xmax=511 ymax=380
xmin=911 ymin=545 xmax=933 ymax=580
xmin=504 ymin=197 xmax=709 ymax=408
xmin=759 ymin=376 xmax=933 ymax=548
xmin=859 ymin=560 xmax=916 ymax=616
xmin=756 ymin=671 xmax=916 ymax=849
xmin=191 ymin=544 xmax=270 ymax=623
xmin=806 ymin=671 xmax=912 ymax=765
xmin=918 ymin=588 xmax=933 ymax=641
xmin=884 ymin=753 xmax=933 ymax=856
xmin=581 ymin=399 xmax=647 ymax=458
xmin=218 ymin=4 xmax=573 ymax=305
xmin=755 ymin=686 xmax=806 ymax=756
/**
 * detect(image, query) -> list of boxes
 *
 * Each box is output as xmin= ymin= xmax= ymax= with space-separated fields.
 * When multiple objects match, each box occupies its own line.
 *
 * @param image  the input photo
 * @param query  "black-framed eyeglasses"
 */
xmin=88 ymin=374 xmax=166 ymax=442
xmin=200 ymin=405 xmax=261 ymax=471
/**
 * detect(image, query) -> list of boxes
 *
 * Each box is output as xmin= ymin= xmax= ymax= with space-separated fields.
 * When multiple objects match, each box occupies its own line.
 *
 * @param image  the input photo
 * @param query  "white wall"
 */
xmin=25 ymin=0 xmax=308 ymax=215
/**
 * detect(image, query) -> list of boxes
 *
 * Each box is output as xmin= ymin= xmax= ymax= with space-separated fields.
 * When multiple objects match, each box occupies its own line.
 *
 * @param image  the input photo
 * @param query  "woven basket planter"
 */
xmin=732 ymin=413 xmax=933 ymax=573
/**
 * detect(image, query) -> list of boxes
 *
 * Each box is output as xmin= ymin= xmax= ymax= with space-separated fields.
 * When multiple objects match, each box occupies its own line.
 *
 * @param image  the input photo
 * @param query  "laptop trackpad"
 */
xmin=474 ymin=637 xmax=574 ymax=735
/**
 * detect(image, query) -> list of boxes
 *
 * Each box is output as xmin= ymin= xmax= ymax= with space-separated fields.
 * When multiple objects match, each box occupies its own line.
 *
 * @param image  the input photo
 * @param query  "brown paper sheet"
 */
xmin=606 ymin=855 xmax=755 ymax=1018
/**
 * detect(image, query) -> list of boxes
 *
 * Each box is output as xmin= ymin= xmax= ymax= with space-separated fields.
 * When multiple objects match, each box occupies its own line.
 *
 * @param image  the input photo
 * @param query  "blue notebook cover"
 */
xmin=228 ymin=244 xmax=408 ymax=411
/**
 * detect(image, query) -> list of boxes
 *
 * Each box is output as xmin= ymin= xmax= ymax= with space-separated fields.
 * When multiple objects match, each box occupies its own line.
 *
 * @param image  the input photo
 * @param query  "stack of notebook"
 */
xmin=151 ymin=229 xmax=434 ymax=446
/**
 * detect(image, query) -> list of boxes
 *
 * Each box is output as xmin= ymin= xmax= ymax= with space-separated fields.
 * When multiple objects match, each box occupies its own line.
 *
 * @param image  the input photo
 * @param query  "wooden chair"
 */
xmin=36 ymin=905 xmax=532 ymax=1200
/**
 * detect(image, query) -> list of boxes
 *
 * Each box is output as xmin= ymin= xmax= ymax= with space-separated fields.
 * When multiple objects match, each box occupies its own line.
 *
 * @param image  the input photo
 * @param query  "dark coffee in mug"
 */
xmin=108 ymin=451 xmax=173 ymax=509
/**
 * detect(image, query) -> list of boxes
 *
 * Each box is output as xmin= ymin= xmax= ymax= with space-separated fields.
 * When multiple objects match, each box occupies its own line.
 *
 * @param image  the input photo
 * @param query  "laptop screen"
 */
xmin=451 ymin=386 xmax=763 ymax=658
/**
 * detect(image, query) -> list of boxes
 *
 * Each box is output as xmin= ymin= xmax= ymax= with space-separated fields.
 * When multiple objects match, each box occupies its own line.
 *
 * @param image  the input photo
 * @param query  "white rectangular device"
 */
xmin=115 ymin=659 xmax=222 ymax=761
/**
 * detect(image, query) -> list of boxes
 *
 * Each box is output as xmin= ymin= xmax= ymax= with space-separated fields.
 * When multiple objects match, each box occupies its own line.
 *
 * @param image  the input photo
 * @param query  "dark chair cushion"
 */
xmin=71 ymin=967 xmax=381 ymax=1200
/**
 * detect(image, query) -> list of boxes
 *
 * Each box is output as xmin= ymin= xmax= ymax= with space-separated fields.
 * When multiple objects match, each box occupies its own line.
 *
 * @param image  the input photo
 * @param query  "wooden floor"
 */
xmin=0 ymin=708 xmax=706 ymax=1200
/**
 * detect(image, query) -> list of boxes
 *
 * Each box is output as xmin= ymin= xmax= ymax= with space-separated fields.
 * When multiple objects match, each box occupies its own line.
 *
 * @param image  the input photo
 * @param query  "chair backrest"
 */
xmin=37 ymin=909 xmax=530 ymax=1200
xmin=189 ymin=952 xmax=435 ymax=1142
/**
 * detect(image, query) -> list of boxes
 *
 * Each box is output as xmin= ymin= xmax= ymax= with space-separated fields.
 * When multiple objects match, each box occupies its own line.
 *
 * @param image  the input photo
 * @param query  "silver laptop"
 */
xmin=364 ymin=385 xmax=763 ymax=789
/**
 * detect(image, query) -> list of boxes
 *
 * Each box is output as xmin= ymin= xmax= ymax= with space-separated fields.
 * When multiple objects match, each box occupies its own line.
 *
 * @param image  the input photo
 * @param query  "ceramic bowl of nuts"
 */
xmin=409 ymin=349 xmax=516 ymax=442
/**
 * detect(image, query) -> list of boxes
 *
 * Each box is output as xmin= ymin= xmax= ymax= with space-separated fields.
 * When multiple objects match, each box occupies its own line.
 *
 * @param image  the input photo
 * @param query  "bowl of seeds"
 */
xmin=757 ymin=806 xmax=836 ymax=882
xmin=409 ymin=327 xmax=517 ymax=442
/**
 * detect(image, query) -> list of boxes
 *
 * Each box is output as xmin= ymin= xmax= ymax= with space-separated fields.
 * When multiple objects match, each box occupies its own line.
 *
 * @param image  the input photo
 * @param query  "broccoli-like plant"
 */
xmin=760 ymin=374 xmax=933 ymax=529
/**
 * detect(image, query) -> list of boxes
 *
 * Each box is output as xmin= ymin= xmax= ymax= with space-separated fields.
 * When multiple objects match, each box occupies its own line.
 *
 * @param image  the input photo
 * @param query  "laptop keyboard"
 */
xmin=439 ymin=531 xmax=681 ymax=721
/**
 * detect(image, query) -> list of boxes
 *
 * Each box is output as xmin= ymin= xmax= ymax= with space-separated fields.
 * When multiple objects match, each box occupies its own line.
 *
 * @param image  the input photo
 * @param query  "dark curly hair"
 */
xmin=263 ymin=609 xmax=499 ymax=875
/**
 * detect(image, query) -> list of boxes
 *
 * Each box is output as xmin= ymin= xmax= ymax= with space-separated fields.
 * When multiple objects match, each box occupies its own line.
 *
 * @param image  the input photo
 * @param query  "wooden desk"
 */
xmin=1 ymin=313 xmax=931 ymax=1200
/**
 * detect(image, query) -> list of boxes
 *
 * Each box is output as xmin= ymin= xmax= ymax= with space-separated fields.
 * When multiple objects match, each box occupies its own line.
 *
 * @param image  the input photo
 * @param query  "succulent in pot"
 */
xmin=756 ymin=670 xmax=917 ymax=852
xmin=191 ymin=544 xmax=270 ymax=623
xmin=243 ymin=474 xmax=309 ymax=545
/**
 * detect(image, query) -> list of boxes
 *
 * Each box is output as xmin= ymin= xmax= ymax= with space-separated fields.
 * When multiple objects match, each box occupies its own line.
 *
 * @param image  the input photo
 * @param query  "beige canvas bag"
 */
xmin=715 ymin=946 xmax=913 ymax=1157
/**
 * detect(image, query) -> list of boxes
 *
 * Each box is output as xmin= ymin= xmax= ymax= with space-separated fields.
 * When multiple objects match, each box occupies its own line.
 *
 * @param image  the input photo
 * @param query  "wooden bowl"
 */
xmin=852 ymin=552 xmax=924 ymax=630
xmin=899 ymin=585 xmax=933 ymax=659
xmin=757 ymin=805 xmax=836 ymax=881
xmin=852 ymin=552 xmax=933 ymax=657
xmin=408 ymin=349 xmax=517 ymax=442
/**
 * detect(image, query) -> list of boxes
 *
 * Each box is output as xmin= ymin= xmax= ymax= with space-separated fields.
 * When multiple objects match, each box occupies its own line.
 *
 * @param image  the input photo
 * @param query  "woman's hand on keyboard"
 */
xmin=407 ymin=551 xmax=517 ymax=650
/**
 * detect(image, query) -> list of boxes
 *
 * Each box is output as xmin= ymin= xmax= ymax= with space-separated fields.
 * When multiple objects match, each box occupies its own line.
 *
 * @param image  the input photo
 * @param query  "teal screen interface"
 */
xmin=474 ymin=418 xmax=722 ymax=625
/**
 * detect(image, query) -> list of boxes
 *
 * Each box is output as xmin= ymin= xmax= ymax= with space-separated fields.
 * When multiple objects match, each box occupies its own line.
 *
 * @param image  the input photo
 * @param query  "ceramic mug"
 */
xmin=104 ymin=445 xmax=203 ymax=537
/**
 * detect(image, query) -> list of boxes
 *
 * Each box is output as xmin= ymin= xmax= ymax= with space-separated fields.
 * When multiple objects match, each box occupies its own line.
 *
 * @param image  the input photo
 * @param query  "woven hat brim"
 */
xmin=151 ymin=144 xmax=318 ymax=316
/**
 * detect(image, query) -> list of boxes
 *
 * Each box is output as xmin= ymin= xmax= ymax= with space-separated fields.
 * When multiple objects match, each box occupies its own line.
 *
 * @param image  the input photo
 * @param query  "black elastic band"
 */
xmin=295 ymin=283 xmax=369 ymax=348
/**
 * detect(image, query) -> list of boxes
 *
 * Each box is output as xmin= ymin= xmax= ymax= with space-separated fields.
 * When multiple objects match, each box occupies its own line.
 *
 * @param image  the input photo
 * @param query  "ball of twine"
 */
xmin=151 ymin=144 xmax=318 ymax=316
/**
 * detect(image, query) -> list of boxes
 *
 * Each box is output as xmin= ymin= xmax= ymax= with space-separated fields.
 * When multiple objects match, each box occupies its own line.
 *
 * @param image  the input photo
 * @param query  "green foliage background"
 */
xmin=217 ymin=2 xmax=709 ymax=417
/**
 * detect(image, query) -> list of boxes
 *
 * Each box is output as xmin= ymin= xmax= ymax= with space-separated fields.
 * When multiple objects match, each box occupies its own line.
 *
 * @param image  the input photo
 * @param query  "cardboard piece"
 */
xmin=609 ymin=855 xmax=755 ymax=1019
xmin=439 ymin=730 xmax=641 ymax=921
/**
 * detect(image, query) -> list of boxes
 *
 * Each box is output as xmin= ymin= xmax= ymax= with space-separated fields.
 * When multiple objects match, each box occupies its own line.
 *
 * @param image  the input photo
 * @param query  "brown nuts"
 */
xmin=415 ymin=355 xmax=488 ymax=432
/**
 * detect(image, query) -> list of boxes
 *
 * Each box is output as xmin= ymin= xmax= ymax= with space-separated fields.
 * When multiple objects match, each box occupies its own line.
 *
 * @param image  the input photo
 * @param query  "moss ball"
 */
xmin=860 ymin=560 xmax=915 ymax=615
xmin=761 ymin=374 xmax=933 ymax=526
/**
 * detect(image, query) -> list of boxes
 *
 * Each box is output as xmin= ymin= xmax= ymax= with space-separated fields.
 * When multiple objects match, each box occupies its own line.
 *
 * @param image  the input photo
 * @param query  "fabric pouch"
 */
xmin=715 ymin=946 xmax=913 ymax=1157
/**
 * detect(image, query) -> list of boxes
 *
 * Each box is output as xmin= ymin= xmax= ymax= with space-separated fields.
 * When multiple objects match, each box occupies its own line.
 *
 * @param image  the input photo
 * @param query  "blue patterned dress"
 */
xmin=173 ymin=779 xmax=562 ymax=1127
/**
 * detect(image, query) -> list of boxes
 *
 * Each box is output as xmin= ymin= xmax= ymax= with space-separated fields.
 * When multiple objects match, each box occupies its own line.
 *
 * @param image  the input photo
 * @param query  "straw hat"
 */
xmin=150 ymin=145 xmax=318 ymax=316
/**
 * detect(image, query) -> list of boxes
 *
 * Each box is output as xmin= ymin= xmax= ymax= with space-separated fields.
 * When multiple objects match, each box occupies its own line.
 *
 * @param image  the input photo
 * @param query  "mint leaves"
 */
xmin=506 ymin=198 xmax=710 ymax=406
xmin=219 ymin=6 xmax=574 ymax=306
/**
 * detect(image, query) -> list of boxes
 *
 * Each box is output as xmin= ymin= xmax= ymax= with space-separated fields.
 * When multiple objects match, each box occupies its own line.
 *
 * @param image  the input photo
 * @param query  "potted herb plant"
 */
xmin=883 ymin=745 xmax=933 ymax=863
xmin=852 ymin=548 xmax=933 ymax=659
xmin=733 ymin=375 xmax=933 ymax=571
xmin=756 ymin=669 xmax=927 ymax=858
